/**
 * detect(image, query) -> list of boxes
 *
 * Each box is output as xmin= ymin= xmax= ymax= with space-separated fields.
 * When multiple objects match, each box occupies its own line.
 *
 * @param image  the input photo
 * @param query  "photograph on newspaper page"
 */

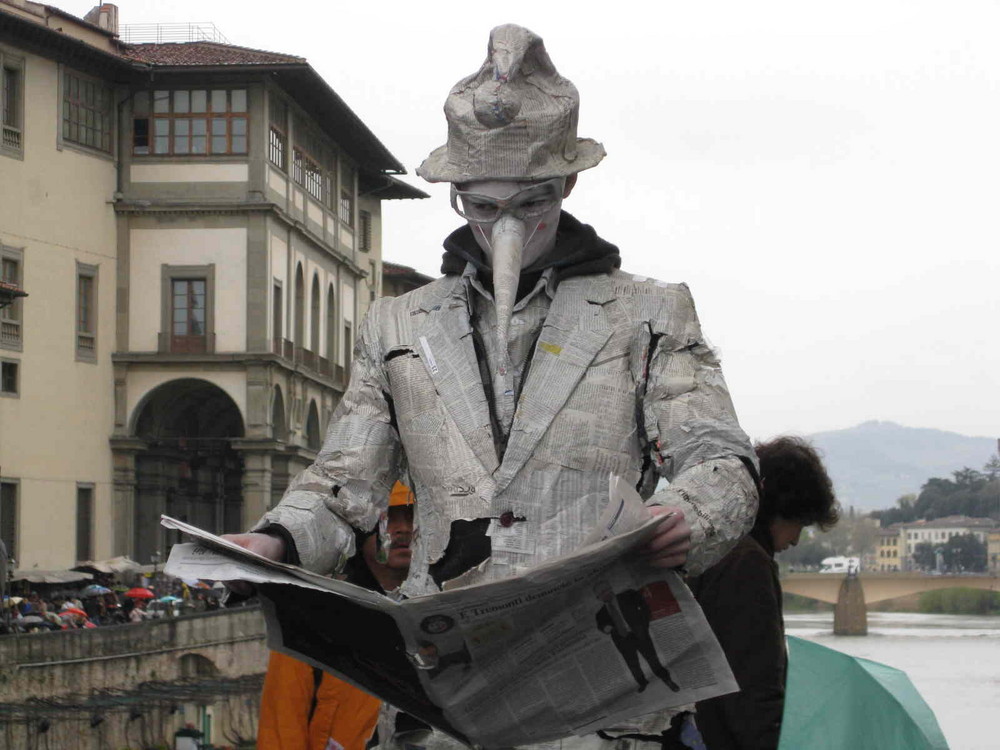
xmin=395 ymin=551 xmax=736 ymax=746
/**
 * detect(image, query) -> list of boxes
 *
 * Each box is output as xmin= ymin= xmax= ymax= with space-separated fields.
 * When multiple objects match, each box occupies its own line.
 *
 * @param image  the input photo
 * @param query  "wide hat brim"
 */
xmin=417 ymin=137 xmax=606 ymax=184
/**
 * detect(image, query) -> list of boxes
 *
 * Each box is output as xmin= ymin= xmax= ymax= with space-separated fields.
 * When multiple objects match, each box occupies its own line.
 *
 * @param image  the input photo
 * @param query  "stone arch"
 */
xmin=271 ymin=385 xmax=287 ymax=442
xmin=294 ymin=262 xmax=305 ymax=346
xmin=178 ymin=653 xmax=220 ymax=679
xmin=305 ymin=400 xmax=321 ymax=451
xmin=131 ymin=379 xmax=245 ymax=564
xmin=310 ymin=273 xmax=321 ymax=353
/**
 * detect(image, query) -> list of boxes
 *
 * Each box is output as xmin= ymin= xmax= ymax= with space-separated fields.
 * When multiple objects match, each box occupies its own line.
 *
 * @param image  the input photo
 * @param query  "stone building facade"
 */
xmin=0 ymin=0 xmax=426 ymax=570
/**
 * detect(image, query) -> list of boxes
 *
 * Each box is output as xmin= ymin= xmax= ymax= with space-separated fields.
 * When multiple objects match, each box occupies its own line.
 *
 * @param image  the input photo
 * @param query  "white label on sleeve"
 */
xmin=418 ymin=336 xmax=439 ymax=374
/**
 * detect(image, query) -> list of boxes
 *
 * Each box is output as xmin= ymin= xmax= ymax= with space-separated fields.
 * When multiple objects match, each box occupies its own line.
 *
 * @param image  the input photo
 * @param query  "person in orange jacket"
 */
xmin=257 ymin=482 xmax=415 ymax=750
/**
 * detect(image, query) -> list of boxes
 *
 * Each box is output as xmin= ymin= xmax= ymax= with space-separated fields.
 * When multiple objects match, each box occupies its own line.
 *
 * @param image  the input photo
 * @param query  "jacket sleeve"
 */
xmin=253 ymin=300 xmax=404 ymax=574
xmin=642 ymin=283 xmax=758 ymax=575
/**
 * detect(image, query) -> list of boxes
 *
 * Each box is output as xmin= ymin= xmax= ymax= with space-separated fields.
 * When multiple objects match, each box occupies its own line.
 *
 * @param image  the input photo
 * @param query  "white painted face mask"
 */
xmin=451 ymin=178 xmax=565 ymax=271
xmin=451 ymin=177 xmax=565 ymax=409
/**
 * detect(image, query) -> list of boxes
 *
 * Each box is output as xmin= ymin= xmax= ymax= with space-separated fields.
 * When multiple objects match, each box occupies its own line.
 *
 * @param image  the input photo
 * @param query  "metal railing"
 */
xmin=120 ymin=23 xmax=230 ymax=45
xmin=1 ymin=319 xmax=20 ymax=346
xmin=2 ymin=125 xmax=20 ymax=150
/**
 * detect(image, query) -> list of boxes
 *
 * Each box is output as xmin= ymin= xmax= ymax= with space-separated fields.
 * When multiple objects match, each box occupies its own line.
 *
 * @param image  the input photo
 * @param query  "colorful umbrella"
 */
xmin=60 ymin=607 xmax=88 ymax=618
xmin=779 ymin=636 xmax=949 ymax=750
xmin=81 ymin=584 xmax=112 ymax=597
xmin=124 ymin=587 xmax=155 ymax=600
xmin=158 ymin=595 xmax=181 ymax=603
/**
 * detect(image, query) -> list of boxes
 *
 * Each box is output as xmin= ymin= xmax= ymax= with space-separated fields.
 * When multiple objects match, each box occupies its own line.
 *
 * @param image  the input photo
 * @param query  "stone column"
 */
xmin=233 ymin=441 xmax=275 ymax=529
xmin=833 ymin=575 xmax=868 ymax=635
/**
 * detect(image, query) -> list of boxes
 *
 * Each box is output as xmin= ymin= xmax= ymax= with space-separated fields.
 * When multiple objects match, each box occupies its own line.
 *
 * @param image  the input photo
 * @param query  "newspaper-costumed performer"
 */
xmin=224 ymin=23 xmax=759 ymax=748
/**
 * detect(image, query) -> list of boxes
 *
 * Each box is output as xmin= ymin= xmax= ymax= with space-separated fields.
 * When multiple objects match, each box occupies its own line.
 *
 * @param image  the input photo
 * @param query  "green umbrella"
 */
xmin=779 ymin=636 xmax=949 ymax=750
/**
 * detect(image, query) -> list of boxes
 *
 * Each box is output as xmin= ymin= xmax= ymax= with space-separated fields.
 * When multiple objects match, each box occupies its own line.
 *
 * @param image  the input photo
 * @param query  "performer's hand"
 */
xmin=642 ymin=507 xmax=691 ymax=569
xmin=219 ymin=533 xmax=286 ymax=596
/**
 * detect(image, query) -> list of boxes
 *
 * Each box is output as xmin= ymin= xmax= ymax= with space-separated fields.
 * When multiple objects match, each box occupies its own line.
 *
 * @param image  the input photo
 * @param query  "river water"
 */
xmin=784 ymin=611 xmax=1000 ymax=749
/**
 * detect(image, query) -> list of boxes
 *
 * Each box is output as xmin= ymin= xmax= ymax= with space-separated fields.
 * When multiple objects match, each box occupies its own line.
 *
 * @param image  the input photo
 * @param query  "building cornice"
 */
xmin=112 ymin=351 xmax=348 ymax=392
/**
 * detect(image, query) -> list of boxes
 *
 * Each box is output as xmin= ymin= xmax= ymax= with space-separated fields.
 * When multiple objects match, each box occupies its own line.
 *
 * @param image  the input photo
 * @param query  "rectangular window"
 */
xmin=359 ymin=210 xmax=372 ymax=252
xmin=0 ymin=359 xmax=17 ymax=395
xmin=2 ymin=52 xmax=23 ymax=156
xmin=1 ymin=246 xmax=23 ymax=350
xmin=63 ymin=70 xmax=113 ymax=153
xmin=292 ymin=147 xmax=304 ymax=185
xmin=339 ymin=165 xmax=355 ymax=227
xmin=272 ymin=282 xmax=283 ymax=354
xmin=160 ymin=265 xmax=215 ymax=354
xmin=76 ymin=263 xmax=97 ymax=359
xmin=0 ymin=480 xmax=16 ymax=561
xmin=76 ymin=485 xmax=94 ymax=562
xmin=339 ymin=190 xmax=354 ymax=227
xmin=291 ymin=140 xmax=324 ymax=201
xmin=171 ymin=278 xmax=207 ymax=353
xmin=269 ymin=94 xmax=287 ymax=171
xmin=133 ymin=88 xmax=248 ymax=156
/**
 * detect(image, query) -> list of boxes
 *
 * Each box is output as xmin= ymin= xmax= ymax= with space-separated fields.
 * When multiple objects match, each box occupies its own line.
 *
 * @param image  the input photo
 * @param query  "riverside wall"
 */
xmin=0 ymin=606 xmax=269 ymax=748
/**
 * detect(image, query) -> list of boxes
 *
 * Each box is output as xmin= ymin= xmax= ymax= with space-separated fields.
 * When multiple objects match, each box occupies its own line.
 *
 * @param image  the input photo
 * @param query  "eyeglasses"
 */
xmin=450 ymin=178 xmax=563 ymax=223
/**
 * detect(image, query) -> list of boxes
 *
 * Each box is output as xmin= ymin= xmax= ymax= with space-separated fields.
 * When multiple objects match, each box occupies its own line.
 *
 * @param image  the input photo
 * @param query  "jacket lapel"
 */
xmin=494 ymin=275 xmax=617 ymax=492
xmin=413 ymin=280 xmax=500 ymax=475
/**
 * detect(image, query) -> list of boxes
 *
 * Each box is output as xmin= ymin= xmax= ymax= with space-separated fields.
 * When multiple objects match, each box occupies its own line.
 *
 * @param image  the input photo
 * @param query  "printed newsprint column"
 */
xmin=162 ymin=485 xmax=736 ymax=748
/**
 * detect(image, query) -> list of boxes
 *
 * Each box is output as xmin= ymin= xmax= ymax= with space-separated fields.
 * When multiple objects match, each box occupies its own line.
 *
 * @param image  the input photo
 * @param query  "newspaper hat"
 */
xmin=417 ymin=24 xmax=606 ymax=183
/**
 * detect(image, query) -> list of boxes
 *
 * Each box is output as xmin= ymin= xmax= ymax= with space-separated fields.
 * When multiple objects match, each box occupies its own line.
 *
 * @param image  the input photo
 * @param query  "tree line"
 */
xmin=870 ymin=456 xmax=1000 ymax=527
xmin=777 ymin=454 xmax=998 ymax=571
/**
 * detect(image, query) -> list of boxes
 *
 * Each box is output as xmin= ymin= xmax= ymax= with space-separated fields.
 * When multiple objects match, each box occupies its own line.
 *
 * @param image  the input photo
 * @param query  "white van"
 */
xmin=819 ymin=556 xmax=861 ymax=574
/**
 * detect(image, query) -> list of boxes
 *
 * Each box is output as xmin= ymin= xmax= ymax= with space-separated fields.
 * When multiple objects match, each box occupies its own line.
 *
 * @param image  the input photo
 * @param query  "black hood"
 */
xmin=441 ymin=211 xmax=621 ymax=299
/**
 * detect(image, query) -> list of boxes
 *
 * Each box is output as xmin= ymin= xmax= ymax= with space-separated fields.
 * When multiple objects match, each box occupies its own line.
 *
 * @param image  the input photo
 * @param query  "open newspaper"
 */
xmin=163 ymin=477 xmax=736 ymax=748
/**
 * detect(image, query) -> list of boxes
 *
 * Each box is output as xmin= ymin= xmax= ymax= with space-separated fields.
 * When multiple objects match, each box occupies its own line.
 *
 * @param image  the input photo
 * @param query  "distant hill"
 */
xmin=805 ymin=421 xmax=996 ymax=511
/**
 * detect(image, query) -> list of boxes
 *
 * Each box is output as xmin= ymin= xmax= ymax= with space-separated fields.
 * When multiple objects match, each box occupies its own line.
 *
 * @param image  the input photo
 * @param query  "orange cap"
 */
xmin=389 ymin=481 xmax=415 ymax=508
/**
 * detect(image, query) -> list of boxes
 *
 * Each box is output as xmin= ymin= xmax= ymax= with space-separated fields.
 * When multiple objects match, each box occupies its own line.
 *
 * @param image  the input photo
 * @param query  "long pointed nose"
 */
xmin=490 ymin=215 xmax=526 ymax=376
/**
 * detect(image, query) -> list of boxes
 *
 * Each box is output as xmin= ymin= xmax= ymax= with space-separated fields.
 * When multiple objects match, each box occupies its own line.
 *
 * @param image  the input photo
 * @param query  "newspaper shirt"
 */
xmin=164 ymin=479 xmax=738 ymax=748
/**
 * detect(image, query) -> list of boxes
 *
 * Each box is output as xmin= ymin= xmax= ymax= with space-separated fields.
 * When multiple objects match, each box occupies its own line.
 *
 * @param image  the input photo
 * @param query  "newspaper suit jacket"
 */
xmin=255 ymin=266 xmax=758 ymax=596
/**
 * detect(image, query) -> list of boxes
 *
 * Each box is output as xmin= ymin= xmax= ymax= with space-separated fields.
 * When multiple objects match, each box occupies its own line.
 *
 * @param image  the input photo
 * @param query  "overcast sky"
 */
xmin=65 ymin=0 xmax=1000 ymax=442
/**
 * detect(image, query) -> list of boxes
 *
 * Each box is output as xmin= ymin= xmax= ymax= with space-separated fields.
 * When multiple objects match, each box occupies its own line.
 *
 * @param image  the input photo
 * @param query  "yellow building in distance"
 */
xmin=875 ymin=525 xmax=902 ymax=572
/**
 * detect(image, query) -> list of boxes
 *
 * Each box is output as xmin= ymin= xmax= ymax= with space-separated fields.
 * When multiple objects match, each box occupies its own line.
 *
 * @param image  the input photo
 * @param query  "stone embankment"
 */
xmin=0 ymin=606 xmax=268 ymax=748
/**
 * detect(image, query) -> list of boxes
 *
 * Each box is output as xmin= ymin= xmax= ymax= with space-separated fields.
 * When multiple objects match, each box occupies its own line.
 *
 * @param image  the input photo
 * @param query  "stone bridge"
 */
xmin=782 ymin=572 xmax=1000 ymax=635
xmin=0 ymin=606 xmax=268 ymax=748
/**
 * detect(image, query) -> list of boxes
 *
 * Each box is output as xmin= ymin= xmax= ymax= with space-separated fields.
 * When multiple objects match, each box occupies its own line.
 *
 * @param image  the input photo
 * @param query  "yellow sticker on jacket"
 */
xmin=538 ymin=341 xmax=562 ymax=356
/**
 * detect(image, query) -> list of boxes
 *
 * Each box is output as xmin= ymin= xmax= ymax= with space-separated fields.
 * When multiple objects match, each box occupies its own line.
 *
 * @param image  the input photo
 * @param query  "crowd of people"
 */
xmin=1 ymin=575 xmax=223 ymax=635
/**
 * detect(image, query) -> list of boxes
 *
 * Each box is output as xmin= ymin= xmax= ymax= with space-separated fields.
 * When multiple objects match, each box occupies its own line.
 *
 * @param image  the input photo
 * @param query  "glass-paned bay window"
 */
xmin=291 ymin=122 xmax=326 ymax=202
xmin=134 ymin=88 xmax=248 ymax=156
xmin=63 ymin=71 xmax=113 ymax=152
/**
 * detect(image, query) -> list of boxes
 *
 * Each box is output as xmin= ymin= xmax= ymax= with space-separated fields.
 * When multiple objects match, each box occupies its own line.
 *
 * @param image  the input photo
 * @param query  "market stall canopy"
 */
xmin=73 ymin=556 xmax=141 ymax=575
xmin=779 ymin=635 xmax=949 ymax=750
xmin=11 ymin=569 xmax=93 ymax=584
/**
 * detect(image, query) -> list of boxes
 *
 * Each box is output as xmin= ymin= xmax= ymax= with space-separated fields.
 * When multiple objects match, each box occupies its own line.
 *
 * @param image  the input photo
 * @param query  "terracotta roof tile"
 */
xmin=123 ymin=41 xmax=305 ymax=67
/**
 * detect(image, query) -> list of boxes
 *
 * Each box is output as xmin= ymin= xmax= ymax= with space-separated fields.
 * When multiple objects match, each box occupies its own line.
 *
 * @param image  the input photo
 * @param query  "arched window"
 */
xmin=310 ymin=274 xmax=321 ymax=353
xmin=271 ymin=386 xmax=287 ymax=442
xmin=305 ymin=401 xmax=321 ymax=451
xmin=326 ymin=284 xmax=336 ymax=361
xmin=294 ymin=263 xmax=304 ymax=346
